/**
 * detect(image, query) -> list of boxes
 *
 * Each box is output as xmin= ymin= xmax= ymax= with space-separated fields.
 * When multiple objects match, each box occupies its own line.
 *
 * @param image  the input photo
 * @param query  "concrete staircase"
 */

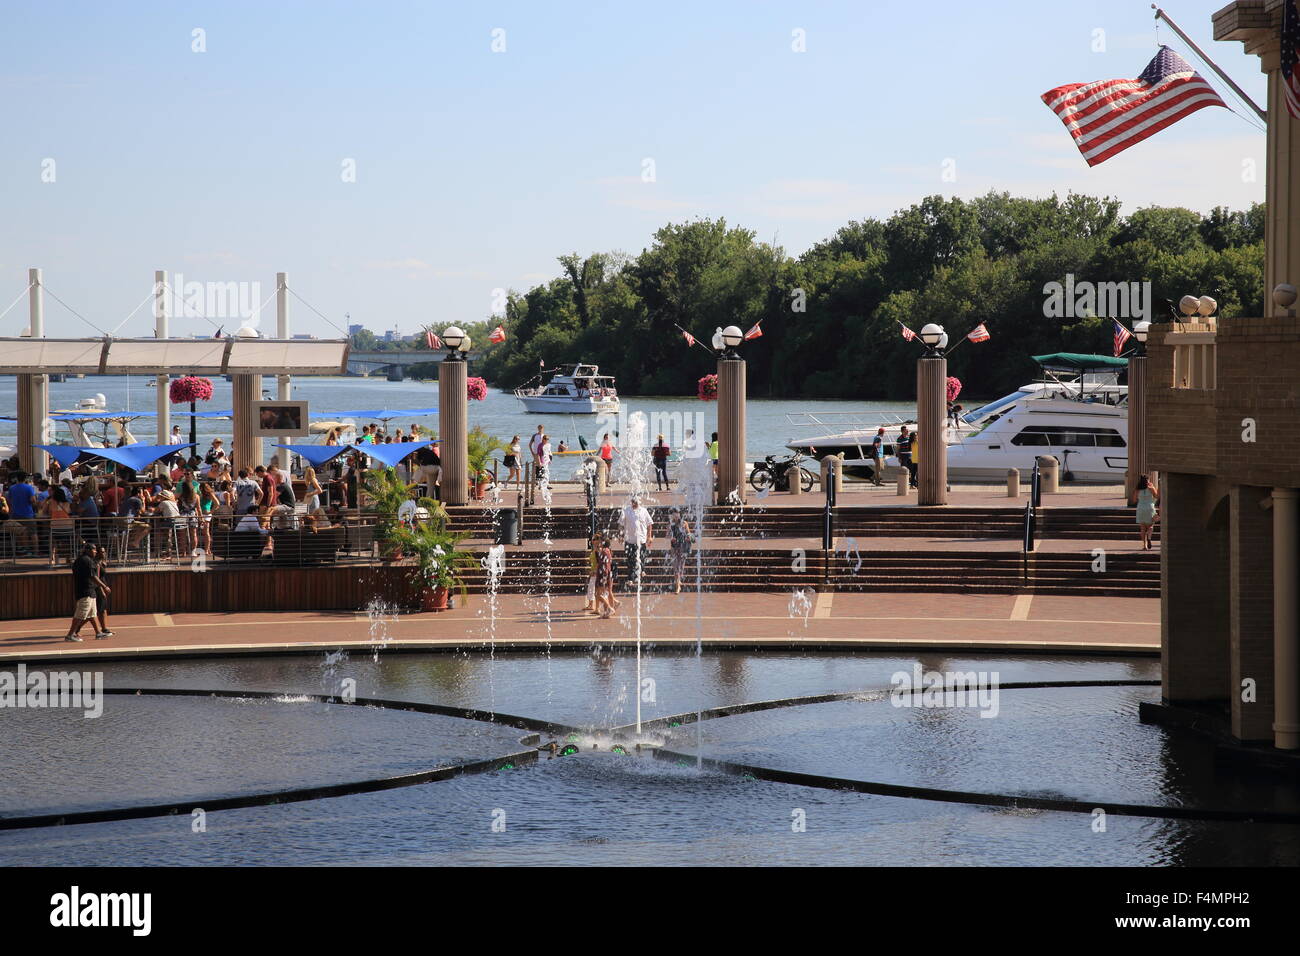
xmin=453 ymin=545 xmax=1160 ymax=597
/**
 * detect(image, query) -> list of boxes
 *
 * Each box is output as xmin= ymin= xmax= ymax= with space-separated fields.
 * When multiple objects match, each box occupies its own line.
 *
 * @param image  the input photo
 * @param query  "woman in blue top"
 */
xmin=1135 ymin=474 xmax=1159 ymax=550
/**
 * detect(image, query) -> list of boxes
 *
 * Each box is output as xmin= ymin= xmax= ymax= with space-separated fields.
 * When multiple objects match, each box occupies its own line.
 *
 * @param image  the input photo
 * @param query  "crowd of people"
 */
xmin=581 ymin=497 xmax=695 ymax=617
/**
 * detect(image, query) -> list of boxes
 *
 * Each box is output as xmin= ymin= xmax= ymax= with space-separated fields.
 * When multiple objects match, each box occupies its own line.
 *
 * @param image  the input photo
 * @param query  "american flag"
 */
xmin=489 ymin=325 xmax=507 ymax=343
xmin=967 ymin=323 xmax=991 ymax=343
xmin=744 ymin=323 xmax=763 ymax=341
xmin=900 ymin=324 xmax=916 ymax=342
xmin=682 ymin=330 xmax=695 ymax=347
xmin=1042 ymin=46 xmax=1226 ymax=167
xmin=1285 ymin=0 xmax=1300 ymax=119
xmin=1113 ymin=319 xmax=1133 ymax=357
xmin=425 ymin=329 xmax=441 ymax=349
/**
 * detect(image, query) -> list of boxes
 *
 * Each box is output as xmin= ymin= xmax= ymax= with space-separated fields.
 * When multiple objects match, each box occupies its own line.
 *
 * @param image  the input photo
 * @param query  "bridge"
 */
xmin=347 ymin=349 xmax=480 ymax=380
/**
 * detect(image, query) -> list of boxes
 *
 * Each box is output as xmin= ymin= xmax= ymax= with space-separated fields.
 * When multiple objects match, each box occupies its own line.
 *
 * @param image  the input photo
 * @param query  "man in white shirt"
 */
xmin=168 ymin=425 xmax=183 ymax=445
xmin=528 ymin=425 xmax=545 ymax=466
xmin=620 ymin=496 xmax=653 ymax=587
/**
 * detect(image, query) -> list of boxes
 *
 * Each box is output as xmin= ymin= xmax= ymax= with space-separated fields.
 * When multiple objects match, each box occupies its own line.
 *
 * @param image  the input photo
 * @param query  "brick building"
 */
xmin=1145 ymin=314 xmax=1300 ymax=748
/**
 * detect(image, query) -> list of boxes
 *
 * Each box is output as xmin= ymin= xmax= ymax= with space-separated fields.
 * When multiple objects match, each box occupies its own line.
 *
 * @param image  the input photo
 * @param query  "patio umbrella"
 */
xmin=93 ymin=442 xmax=196 ymax=472
xmin=272 ymin=443 xmax=353 ymax=468
xmin=351 ymin=440 xmax=432 ymax=468
xmin=33 ymin=444 xmax=97 ymax=469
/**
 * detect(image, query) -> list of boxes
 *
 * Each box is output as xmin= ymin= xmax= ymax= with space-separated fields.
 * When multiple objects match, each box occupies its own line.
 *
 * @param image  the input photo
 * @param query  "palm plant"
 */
xmin=390 ymin=522 xmax=474 ymax=603
xmin=467 ymin=426 xmax=505 ymax=485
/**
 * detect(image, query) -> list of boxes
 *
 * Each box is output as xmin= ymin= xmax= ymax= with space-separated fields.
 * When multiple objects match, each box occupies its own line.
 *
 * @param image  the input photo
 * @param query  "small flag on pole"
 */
xmin=425 ymin=330 xmax=441 ymax=350
xmin=1042 ymin=46 xmax=1227 ymax=167
xmin=900 ymin=324 xmax=917 ymax=342
xmin=744 ymin=323 xmax=763 ymax=341
xmin=1113 ymin=319 xmax=1133 ymax=357
xmin=682 ymin=330 xmax=695 ymax=347
xmin=213 ymin=326 xmax=224 ymax=339
xmin=1284 ymin=0 xmax=1300 ymax=119
xmin=489 ymin=325 xmax=506 ymax=343
xmin=967 ymin=323 xmax=991 ymax=343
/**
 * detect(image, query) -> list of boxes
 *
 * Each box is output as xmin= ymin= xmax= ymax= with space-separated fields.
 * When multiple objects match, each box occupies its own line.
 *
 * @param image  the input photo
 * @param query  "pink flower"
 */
xmin=697 ymin=374 xmax=718 ymax=401
xmin=466 ymin=376 xmax=488 ymax=401
xmin=169 ymin=376 xmax=214 ymax=404
xmin=946 ymin=376 xmax=962 ymax=403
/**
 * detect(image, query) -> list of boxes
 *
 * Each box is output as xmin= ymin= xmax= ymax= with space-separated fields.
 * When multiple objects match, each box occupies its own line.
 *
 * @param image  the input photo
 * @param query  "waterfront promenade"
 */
xmin=0 ymin=590 xmax=1158 ymax=662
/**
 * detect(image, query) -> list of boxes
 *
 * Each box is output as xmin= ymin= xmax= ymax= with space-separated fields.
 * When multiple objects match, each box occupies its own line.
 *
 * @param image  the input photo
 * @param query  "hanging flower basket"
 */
xmin=466 ymin=376 xmax=488 ymax=401
xmin=169 ymin=376 xmax=214 ymax=404
xmin=946 ymin=376 xmax=962 ymax=403
xmin=697 ymin=373 xmax=718 ymax=401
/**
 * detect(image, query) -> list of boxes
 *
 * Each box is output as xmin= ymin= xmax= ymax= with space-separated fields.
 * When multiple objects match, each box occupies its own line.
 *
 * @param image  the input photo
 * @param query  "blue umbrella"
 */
xmin=352 ymin=440 xmax=432 ymax=468
xmin=331 ymin=407 xmax=439 ymax=422
xmin=272 ymin=443 xmax=352 ymax=468
xmin=94 ymin=442 xmax=195 ymax=472
xmin=34 ymin=444 xmax=96 ymax=469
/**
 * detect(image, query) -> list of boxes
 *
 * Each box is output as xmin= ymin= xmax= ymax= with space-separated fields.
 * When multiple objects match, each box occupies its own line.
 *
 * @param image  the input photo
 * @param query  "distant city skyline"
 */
xmin=1 ymin=0 xmax=1267 ymax=339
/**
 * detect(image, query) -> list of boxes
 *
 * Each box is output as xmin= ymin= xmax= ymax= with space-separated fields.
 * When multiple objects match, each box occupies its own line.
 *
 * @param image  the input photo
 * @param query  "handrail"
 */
xmin=1023 ymin=461 xmax=1041 ymax=553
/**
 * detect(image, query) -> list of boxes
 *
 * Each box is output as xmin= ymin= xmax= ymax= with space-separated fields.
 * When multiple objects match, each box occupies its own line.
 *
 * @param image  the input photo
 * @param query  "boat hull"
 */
xmin=515 ymin=395 xmax=619 ymax=414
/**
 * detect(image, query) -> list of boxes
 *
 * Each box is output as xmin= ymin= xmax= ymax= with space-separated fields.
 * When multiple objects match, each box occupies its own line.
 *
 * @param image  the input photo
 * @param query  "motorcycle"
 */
xmin=749 ymin=452 xmax=816 ymax=493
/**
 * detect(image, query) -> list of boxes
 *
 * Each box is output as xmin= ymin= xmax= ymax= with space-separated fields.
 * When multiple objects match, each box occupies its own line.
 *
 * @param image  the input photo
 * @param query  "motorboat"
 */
xmin=513 ymin=363 xmax=619 ymax=414
xmin=785 ymin=353 xmax=1130 ymax=484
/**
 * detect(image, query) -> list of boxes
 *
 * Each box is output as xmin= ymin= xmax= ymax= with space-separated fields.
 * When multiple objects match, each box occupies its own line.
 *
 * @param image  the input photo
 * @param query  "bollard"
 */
xmin=819 ymin=456 xmax=833 ymax=493
xmin=596 ymin=457 xmax=609 ymax=493
xmin=897 ymin=466 xmax=909 ymax=496
xmin=788 ymin=462 xmax=803 ymax=496
xmin=1036 ymin=455 xmax=1059 ymax=494
xmin=1007 ymin=468 xmax=1020 ymax=498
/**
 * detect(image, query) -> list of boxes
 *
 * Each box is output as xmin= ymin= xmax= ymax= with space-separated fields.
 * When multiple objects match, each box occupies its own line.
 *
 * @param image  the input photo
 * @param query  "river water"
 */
xmin=1 ymin=375 xmax=923 ymax=478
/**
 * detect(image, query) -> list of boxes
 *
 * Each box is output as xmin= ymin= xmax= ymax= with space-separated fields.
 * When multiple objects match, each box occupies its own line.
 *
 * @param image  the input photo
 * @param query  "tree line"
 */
xmin=455 ymin=192 xmax=1264 ymax=399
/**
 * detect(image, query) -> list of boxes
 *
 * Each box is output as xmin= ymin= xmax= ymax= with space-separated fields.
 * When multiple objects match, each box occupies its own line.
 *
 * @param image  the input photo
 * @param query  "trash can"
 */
xmin=496 ymin=507 xmax=519 ymax=545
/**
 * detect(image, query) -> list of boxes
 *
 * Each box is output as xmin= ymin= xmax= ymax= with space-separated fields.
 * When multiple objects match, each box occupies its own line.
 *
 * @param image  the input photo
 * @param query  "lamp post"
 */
xmin=1125 ymin=320 xmax=1150 ymax=506
xmin=716 ymin=324 xmax=747 ymax=504
xmin=16 ymin=268 xmax=47 ymax=476
xmin=438 ymin=326 xmax=469 ymax=506
xmin=916 ymin=323 xmax=948 ymax=505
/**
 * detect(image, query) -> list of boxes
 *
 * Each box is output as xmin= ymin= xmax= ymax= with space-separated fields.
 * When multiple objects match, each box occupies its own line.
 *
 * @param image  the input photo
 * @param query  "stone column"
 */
xmin=17 ymin=267 xmax=47 ymax=475
xmin=1125 ymin=355 xmax=1147 ymax=505
xmin=231 ymin=373 xmax=262 ymax=473
xmin=1274 ymin=488 xmax=1299 ymax=749
xmin=155 ymin=270 xmax=169 ymax=445
xmin=916 ymin=354 xmax=947 ymax=505
xmin=439 ymin=357 xmax=468 ymax=505
xmin=717 ymin=358 xmax=747 ymax=504
xmin=1230 ymin=484 xmax=1272 ymax=740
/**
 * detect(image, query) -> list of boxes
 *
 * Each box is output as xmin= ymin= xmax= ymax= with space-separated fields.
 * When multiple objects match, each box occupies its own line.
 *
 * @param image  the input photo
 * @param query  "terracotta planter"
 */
xmin=421 ymin=585 xmax=449 ymax=612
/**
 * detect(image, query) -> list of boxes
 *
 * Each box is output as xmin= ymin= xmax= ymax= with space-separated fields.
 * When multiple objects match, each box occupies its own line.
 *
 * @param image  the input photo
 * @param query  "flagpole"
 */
xmin=673 ymin=323 xmax=716 ymax=354
xmin=1152 ymin=4 xmax=1267 ymax=122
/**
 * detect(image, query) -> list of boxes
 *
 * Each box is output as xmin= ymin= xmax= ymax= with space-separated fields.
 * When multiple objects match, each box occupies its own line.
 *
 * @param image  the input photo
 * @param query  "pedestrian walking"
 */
xmin=896 ymin=425 xmax=918 ymax=489
xmin=666 ymin=506 xmax=692 ymax=594
xmin=584 ymin=532 xmax=602 ymax=612
xmin=1136 ymin=474 xmax=1160 ymax=550
xmin=66 ymin=541 xmax=106 ymax=642
xmin=621 ymin=496 xmax=653 ymax=588
xmin=870 ymin=427 xmax=886 ymax=486
xmin=596 ymin=536 xmax=620 ymax=619
xmin=652 ymin=435 xmax=671 ymax=491
xmin=92 ymin=542 xmax=114 ymax=638
xmin=504 ymin=435 xmax=522 ymax=489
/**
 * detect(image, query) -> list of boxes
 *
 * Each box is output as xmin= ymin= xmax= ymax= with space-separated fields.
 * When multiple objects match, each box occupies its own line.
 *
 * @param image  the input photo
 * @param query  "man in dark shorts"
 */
xmin=66 ymin=542 xmax=107 ymax=642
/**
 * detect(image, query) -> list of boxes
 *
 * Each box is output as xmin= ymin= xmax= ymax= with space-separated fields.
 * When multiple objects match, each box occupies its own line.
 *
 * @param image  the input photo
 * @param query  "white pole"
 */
xmin=18 ymin=268 xmax=48 ymax=475
xmin=155 ymin=270 xmax=169 ymax=446
xmin=277 ymin=272 xmax=291 ymax=456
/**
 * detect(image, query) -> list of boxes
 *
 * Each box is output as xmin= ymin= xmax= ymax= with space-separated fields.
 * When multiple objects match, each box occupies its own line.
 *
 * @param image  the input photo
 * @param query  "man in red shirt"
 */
xmin=99 ymin=476 xmax=125 ymax=517
xmin=255 ymin=465 xmax=279 ymax=508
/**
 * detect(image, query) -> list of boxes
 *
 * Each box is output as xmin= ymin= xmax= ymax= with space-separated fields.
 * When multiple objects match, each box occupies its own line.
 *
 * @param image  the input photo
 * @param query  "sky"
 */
xmin=0 ymin=0 xmax=1269 ymax=340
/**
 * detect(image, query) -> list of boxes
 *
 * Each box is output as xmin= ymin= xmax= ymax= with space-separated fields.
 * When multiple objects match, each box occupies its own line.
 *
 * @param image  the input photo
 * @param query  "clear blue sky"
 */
xmin=0 ymin=0 xmax=1267 ymax=339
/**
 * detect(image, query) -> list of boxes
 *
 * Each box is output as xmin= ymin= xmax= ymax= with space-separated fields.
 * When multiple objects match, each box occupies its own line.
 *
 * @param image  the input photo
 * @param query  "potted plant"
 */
xmin=391 ymin=522 xmax=473 ymax=611
xmin=365 ymin=468 xmax=418 ymax=560
xmin=466 ymin=426 xmax=505 ymax=500
xmin=169 ymin=375 xmax=215 ymax=450
xmin=697 ymin=373 xmax=718 ymax=401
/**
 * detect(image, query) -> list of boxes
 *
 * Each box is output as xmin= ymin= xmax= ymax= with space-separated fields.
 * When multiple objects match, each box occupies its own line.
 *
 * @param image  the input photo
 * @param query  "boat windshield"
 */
xmin=962 ymin=390 xmax=1032 ymax=424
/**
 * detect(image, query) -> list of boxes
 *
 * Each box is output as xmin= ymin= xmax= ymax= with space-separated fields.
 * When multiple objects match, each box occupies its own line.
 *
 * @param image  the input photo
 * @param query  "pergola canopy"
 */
xmin=0 ymin=337 xmax=350 ymax=375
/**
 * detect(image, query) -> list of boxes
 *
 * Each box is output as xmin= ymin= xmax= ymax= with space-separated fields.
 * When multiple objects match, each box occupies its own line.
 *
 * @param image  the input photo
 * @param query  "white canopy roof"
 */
xmin=0 ymin=337 xmax=350 ymax=375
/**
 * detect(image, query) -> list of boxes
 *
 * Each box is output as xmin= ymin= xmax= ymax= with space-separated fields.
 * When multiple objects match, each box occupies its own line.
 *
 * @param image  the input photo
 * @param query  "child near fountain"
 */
xmin=596 ymin=536 xmax=620 ymax=619
xmin=584 ymin=532 xmax=602 ymax=612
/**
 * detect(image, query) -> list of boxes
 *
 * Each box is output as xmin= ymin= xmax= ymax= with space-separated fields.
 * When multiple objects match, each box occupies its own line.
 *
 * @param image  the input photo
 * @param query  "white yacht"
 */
xmin=785 ymin=353 xmax=1130 ymax=484
xmin=513 ymin=363 xmax=619 ymax=414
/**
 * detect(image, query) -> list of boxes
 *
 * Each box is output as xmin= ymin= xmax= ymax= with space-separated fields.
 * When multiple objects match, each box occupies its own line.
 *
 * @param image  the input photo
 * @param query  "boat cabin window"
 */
xmin=962 ymin=390 xmax=1032 ymax=424
xmin=1009 ymin=426 xmax=1125 ymax=448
